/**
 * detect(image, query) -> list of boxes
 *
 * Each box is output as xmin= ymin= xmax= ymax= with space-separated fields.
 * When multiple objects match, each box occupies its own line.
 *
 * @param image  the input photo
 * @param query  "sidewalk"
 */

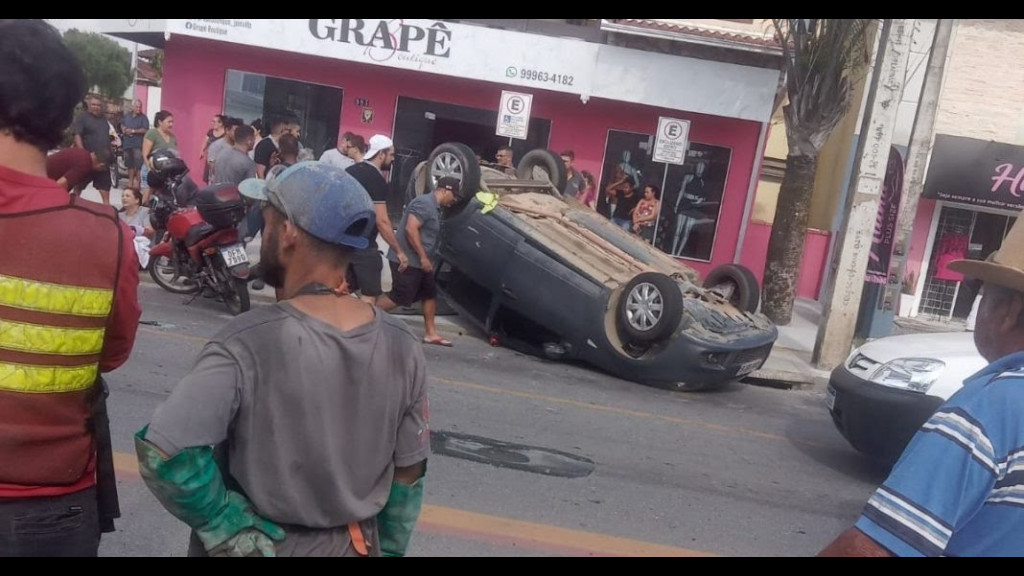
xmin=746 ymin=298 xmax=831 ymax=391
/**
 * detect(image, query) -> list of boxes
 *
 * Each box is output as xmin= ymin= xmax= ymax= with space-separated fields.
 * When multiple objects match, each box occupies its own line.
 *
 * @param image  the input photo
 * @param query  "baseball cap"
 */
xmin=436 ymin=176 xmax=461 ymax=196
xmin=238 ymin=162 xmax=376 ymax=250
xmin=364 ymin=134 xmax=394 ymax=161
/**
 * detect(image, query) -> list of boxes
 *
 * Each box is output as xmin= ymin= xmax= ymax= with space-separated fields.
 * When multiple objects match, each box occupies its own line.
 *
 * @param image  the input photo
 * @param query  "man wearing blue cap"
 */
xmin=134 ymin=162 xmax=430 ymax=557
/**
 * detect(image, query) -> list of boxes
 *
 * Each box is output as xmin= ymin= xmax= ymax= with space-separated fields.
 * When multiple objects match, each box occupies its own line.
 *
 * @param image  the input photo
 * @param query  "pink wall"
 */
xmin=739 ymin=223 xmax=832 ymax=300
xmin=163 ymin=36 xmax=764 ymax=279
xmin=905 ymin=198 xmax=936 ymax=293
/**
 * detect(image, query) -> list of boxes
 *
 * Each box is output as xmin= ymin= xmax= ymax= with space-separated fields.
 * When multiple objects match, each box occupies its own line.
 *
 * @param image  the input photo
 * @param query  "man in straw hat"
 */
xmin=818 ymin=220 xmax=1024 ymax=557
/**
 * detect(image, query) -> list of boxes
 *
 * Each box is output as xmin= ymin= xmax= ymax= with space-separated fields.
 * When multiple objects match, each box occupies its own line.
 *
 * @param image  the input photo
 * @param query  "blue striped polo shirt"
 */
xmin=855 ymin=351 xmax=1024 ymax=556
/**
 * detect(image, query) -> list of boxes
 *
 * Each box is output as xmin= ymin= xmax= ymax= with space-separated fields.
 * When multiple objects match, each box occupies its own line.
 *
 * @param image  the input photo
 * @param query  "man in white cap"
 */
xmin=135 ymin=162 xmax=429 ymax=557
xmin=819 ymin=221 xmax=1024 ymax=557
xmin=345 ymin=134 xmax=409 ymax=303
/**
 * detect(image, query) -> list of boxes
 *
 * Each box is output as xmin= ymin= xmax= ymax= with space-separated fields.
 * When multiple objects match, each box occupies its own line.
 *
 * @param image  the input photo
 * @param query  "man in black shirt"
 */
xmin=253 ymin=117 xmax=289 ymax=179
xmin=345 ymin=135 xmax=408 ymax=303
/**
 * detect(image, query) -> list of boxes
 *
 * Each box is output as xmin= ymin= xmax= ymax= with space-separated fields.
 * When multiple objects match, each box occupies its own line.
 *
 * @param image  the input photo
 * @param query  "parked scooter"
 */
xmin=146 ymin=150 xmax=252 ymax=315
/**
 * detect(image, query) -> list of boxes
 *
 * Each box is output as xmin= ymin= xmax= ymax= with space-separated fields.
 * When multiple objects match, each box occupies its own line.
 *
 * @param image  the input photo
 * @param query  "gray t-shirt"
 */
xmin=319 ymin=148 xmax=355 ymax=170
xmin=212 ymin=148 xmax=257 ymax=186
xmin=207 ymin=137 xmax=231 ymax=167
xmin=72 ymin=112 xmax=113 ymax=163
xmin=146 ymin=303 xmax=430 ymax=529
xmin=389 ymin=193 xmax=440 ymax=269
xmin=565 ymin=171 xmax=585 ymax=199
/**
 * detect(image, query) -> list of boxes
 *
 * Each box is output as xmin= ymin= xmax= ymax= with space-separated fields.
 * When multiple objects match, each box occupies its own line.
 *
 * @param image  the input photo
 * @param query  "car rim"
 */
xmin=431 ymin=152 xmax=464 ymax=186
xmin=626 ymin=282 xmax=664 ymax=332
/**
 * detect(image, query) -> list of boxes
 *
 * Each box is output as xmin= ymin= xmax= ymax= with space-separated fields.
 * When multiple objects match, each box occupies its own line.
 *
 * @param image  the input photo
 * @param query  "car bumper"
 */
xmin=579 ymin=327 xmax=778 ymax=387
xmin=827 ymin=365 xmax=944 ymax=465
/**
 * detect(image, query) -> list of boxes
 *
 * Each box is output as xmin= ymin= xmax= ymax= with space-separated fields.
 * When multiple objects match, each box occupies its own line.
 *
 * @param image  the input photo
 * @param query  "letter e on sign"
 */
xmin=496 ymin=90 xmax=534 ymax=140
xmin=653 ymin=117 xmax=690 ymax=165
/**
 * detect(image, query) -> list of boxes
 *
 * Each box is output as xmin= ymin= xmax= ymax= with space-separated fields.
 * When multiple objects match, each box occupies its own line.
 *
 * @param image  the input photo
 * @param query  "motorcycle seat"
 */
xmin=184 ymin=222 xmax=216 ymax=247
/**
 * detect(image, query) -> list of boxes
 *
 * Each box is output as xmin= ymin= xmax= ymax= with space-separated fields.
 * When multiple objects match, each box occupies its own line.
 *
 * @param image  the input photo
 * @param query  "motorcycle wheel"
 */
xmin=149 ymin=252 xmax=201 ymax=295
xmin=222 ymin=277 xmax=251 ymax=316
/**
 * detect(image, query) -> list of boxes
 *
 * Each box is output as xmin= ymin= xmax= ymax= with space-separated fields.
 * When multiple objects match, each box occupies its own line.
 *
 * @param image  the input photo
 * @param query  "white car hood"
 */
xmin=852 ymin=332 xmax=988 ymax=400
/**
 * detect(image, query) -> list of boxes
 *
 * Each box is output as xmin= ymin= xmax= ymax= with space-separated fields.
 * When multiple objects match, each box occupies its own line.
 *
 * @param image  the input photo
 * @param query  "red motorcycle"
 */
xmin=147 ymin=151 xmax=252 ymax=315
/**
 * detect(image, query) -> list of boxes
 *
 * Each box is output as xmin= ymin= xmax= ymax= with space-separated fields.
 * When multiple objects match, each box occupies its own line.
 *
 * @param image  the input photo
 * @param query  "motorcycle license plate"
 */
xmin=220 ymin=244 xmax=248 ymax=268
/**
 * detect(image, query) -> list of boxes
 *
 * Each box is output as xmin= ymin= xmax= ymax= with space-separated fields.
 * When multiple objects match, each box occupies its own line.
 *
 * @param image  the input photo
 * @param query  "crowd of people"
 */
xmin=8 ymin=18 xmax=1024 ymax=558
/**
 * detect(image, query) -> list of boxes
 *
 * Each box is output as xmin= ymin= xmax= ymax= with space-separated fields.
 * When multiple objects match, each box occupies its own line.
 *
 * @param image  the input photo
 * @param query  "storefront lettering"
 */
xmin=308 ymin=19 xmax=451 ymax=59
xmin=991 ymin=163 xmax=1024 ymax=198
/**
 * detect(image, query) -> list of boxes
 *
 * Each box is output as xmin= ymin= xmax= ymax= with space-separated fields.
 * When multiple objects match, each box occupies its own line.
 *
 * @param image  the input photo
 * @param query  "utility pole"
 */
xmin=813 ymin=19 xmax=914 ymax=369
xmin=891 ymin=19 xmax=955 ymax=318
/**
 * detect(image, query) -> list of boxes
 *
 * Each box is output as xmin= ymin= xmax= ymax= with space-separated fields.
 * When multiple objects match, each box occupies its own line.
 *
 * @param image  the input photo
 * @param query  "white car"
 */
xmin=826 ymin=332 xmax=987 ymax=466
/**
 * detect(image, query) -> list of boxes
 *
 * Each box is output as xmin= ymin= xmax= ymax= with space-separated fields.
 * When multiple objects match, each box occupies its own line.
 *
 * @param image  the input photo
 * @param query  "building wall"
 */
xmin=162 ymin=35 xmax=764 ymax=279
xmin=934 ymin=19 xmax=1024 ymax=145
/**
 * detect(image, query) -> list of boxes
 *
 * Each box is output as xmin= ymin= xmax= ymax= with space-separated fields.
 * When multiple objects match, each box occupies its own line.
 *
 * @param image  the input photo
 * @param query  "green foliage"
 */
xmin=62 ymin=29 xmax=133 ymax=100
xmin=771 ymin=19 xmax=875 ymax=156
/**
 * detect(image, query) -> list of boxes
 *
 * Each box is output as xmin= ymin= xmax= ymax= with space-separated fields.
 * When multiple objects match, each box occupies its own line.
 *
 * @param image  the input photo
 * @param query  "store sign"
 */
xmin=165 ymin=19 xmax=600 ymax=98
xmin=652 ymin=117 xmax=690 ymax=165
xmin=496 ymin=91 xmax=533 ymax=140
xmin=923 ymin=134 xmax=1024 ymax=211
xmin=865 ymin=147 xmax=905 ymax=285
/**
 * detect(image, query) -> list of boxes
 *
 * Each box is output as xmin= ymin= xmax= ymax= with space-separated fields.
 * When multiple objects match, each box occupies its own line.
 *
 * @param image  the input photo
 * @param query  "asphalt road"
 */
xmin=97 ymin=282 xmax=888 ymax=557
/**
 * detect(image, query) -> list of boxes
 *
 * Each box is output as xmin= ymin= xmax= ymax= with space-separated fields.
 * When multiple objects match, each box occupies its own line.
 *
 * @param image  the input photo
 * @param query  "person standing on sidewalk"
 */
xmin=136 ymin=162 xmax=429 ymax=557
xmin=345 ymin=134 xmax=409 ymax=303
xmin=819 ymin=218 xmax=1024 ymax=557
xmin=121 ymin=100 xmax=149 ymax=191
xmin=376 ymin=176 xmax=459 ymax=347
xmin=71 ymin=94 xmax=115 ymax=205
xmin=0 ymin=19 xmax=142 ymax=557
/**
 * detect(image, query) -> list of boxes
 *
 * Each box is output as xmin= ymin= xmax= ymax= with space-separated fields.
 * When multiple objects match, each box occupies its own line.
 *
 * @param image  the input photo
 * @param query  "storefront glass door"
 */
xmin=921 ymin=205 xmax=1017 ymax=320
xmin=223 ymin=69 xmax=343 ymax=160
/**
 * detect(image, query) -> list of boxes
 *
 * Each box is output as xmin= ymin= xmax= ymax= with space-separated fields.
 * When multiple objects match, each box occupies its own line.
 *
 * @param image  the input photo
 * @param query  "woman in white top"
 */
xmin=119 ymin=188 xmax=153 ymax=238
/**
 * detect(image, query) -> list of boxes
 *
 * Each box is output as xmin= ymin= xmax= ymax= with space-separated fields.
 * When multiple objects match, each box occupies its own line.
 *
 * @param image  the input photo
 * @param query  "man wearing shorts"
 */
xmin=72 ymin=95 xmax=114 ymax=205
xmin=121 ymin=100 xmax=149 ymax=191
xmin=376 ymin=177 xmax=459 ymax=347
xmin=345 ymin=135 xmax=408 ymax=303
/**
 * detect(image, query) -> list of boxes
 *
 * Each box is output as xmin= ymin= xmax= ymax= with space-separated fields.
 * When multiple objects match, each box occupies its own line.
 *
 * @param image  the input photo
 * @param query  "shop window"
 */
xmin=597 ymin=129 xmax=731 ymax=262
xmin=223 ymin=69 xmax=343 ymax=161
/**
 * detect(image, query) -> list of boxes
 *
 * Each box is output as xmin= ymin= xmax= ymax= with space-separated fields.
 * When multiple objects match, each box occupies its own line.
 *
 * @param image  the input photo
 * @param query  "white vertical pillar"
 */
xmin=813 ymin=20 xmax=915 ymax=369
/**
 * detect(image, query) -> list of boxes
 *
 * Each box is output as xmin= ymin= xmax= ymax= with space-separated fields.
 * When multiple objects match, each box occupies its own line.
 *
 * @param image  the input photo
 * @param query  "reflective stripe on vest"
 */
xmin=0 ymin=274 xmax=112 ymax=393
xmin=0 ymin=273 xmax=114 ymax=317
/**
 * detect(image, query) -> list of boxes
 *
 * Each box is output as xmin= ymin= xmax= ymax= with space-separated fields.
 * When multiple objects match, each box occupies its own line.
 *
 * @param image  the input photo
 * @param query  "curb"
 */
xmin=745 ymin=368 xmax=828 ymax=391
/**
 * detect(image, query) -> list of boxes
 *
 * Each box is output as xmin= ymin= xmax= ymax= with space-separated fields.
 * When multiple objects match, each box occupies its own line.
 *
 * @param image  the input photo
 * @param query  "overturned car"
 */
xmin=408 ymin=142 xmax=778 ymax=392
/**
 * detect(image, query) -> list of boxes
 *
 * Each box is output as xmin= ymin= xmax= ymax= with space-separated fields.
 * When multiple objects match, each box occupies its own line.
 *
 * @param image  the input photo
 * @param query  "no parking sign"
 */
xmin=496 ymin=90 xmax=534 ymax=140
xmin=653 ymin=117 xmax=690 ymax=165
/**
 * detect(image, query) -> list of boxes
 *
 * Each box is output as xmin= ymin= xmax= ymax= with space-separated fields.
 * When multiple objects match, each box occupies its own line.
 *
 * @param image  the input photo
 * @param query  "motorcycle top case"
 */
xmin=196 ymin=183 xmax=247 ymax=230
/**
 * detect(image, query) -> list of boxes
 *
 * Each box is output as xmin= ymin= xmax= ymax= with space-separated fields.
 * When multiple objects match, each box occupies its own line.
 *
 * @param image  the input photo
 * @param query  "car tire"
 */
xmin=617 ymin=272 xmax=684 ymax=343
xmin=427 ymin=143 xmax=481 ymax=200
xmin=405 ymin=160 xmax=428 ymax=202
xmin=516 ymin=149 xmax=568 ymax=195
xmin=703 ymin=264 xmax=760 ymax=313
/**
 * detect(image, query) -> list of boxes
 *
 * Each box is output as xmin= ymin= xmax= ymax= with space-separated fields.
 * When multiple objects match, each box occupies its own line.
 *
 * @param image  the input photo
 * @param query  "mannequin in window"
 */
xmin=670 ymin=160 xmax=713 ymax=257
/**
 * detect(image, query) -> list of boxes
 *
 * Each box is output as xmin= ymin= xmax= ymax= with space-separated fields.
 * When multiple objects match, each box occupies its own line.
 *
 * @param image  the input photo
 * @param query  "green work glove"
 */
xmin=135 ymin=426 xmax=286 ymax=557
xmin=377 ymin=477 xmax=425 ymax=557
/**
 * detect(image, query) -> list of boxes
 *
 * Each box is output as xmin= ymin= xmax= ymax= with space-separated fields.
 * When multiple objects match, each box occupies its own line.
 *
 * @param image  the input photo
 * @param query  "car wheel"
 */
xmin=617 ymin=272 xmax=684 ymax=343
xmin=427 ymin=142 xmax=481 ymax=199
xmin=405 ymin=161 xmax=428 ymax=202
xmin=703 ymin=264 xmax=761 ymax=313
xmin=516 ymin=149 xmax=568 ymax=195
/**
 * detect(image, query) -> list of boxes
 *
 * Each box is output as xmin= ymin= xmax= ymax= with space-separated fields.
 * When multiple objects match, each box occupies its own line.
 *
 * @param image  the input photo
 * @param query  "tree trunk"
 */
xmin=762 ymin=154 xmax=818 ymax=325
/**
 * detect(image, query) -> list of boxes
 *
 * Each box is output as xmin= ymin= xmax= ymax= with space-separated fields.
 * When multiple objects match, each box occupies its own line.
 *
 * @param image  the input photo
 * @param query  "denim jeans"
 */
xmin=0 ymin=487 xmax=100 ymax=557
xmin=243 ymin=202 xmax=265 ymax=242
xmin=612 ymin=217 xmax=632 ymax=232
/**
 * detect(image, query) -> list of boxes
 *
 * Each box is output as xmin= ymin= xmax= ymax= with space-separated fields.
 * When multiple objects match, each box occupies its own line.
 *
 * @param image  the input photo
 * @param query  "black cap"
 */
xmin=437 ymin=176 xmax=461 ymax=196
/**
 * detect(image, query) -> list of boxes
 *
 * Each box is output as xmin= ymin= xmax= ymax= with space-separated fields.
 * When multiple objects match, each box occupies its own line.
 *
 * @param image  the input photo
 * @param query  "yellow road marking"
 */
xmin=113 ymin=451 xmax=714 ymax=557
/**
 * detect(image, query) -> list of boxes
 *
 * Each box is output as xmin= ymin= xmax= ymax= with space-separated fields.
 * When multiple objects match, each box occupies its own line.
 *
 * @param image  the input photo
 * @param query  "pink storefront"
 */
xmin=112 ymin=19 xmax=788 ymax=282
